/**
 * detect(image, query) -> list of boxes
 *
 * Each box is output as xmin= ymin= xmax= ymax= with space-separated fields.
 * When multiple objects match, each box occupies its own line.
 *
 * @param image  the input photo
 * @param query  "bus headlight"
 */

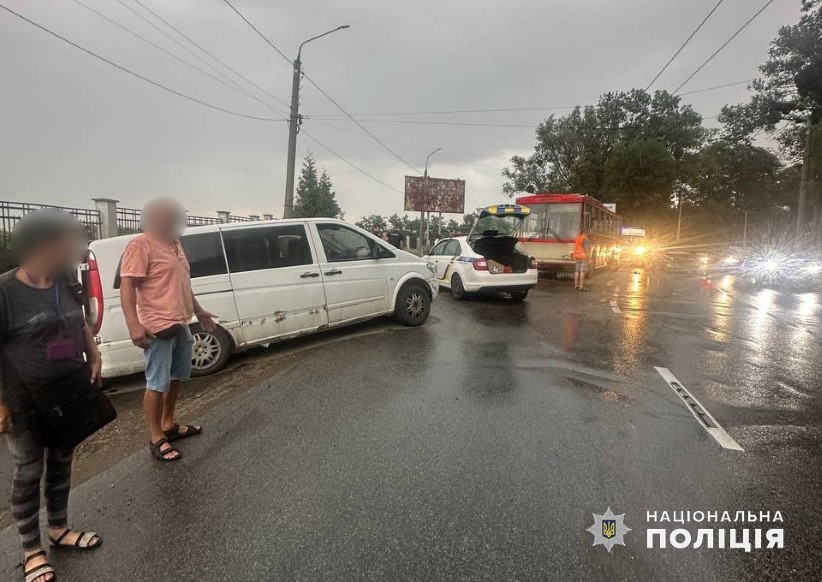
xmin=633 ymin=246 xmax=646 ymax=256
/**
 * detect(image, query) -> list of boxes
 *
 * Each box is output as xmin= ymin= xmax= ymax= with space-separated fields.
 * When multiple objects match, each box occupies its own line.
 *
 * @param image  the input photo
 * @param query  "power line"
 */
xmin=302 ymin=75 xmax=424 ymax=173
xmin=301 ymin=129 xmax=403 ymax=194
xmin=309 ymin=105 xmax=579 ymax=118
xmin=116 ymin=0 xmax=247 ymax=96
xmin=218 ymin=1 xmax=423 ymax=174
xmin=308 ymin=117 xmax=536 ymax=129
xmin=306 ymin=80 xmax=754 ymax=120
xmin=130 ymin=0 xmax=291 ymax=108
xmin=219 ymin=0 xmax=292 ymax=64
xmin=308 ymin=118 xmax=503 ymax=171
xmin=0 ymin=3 xmax=285 ymax=122
xmin=673 ymin=0 xmax=777 ymax=93
xmin=677 ymin=78 xmax=753 ymax=96
xmin=70 ymin=0 xmax=285 ymax=115
xmin=646 ymin=0 xmax=727 ymax=90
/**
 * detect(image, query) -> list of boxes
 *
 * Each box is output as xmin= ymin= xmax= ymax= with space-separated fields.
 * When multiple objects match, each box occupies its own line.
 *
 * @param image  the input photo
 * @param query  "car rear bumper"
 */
xmin=462 ymin=271 xmax=538 ymax=292
xmin=474 ymin=284 xmax=535 ymax=294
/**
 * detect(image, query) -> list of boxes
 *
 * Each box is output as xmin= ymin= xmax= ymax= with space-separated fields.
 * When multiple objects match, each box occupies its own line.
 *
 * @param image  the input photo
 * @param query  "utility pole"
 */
xmin=283 ymin=58 xmax=302 ymax=219
xmin=282 ymin=26 xmax=349 ymax=219
xmin=676 ymin=195 xmax=683 ymax=242
xmin=743 ymin=209 xmax=749 ymax=246
xmin=796 ymin=121 xmax=814 ymax=239
xmin=419 ymin=147 xmax=441 ymax=254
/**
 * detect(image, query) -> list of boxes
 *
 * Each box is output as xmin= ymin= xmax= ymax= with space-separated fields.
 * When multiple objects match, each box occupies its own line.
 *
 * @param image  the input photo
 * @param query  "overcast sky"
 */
xmin=0 ymin=0 xmax=804 ymax=222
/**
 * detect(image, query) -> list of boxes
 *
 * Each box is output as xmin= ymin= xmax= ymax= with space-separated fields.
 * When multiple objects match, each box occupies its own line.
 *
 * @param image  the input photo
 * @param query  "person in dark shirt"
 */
xmin=387 ymin=227 xmax=403 ymax=249
xmin=0 ymin=210 xmax=104 ymax=582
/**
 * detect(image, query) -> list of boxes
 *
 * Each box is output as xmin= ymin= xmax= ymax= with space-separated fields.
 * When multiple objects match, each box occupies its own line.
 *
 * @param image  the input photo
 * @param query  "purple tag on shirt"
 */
xmin=46 ymin=338 xmax=77 ymax=361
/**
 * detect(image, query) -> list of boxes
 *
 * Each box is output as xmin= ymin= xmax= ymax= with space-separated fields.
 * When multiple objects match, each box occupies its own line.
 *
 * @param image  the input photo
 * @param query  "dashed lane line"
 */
xmin=654 ymin=367 xmax=744 ymax=451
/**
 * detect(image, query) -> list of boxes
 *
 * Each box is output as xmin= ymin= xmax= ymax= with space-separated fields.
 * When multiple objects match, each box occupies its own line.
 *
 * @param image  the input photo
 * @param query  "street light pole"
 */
xmin=419 ymin=147 xmax=441 ymax=253
xmin=282 ymin=25 xmax=349 ymax=219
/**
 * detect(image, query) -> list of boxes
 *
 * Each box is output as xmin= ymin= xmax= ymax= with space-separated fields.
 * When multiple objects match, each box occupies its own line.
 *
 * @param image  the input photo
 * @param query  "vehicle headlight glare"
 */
xmin=633 ymin=246 xmax=646 ymax=256
xmin=805 ymin=263 xmax=822 ymax=275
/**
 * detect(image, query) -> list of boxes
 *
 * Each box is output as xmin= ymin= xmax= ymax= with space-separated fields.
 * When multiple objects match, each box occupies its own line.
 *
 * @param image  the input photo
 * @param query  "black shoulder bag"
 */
xmin=28 ymin=364 xmax=117 ymax=449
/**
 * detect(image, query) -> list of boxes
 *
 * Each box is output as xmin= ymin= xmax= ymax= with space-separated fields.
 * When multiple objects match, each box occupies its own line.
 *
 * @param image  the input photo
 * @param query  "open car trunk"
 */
xmin=470 ymin=235 xmax=530 ymax=274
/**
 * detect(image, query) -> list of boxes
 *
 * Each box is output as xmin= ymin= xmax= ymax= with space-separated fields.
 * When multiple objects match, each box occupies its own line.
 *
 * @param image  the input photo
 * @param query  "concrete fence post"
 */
xmin=216 ymin=210 xmax=230 ymax=223
xmin=249 ymin=215 xmax=260 ymax=221
xmin=263 ymin=214 xmax=273 ymax=220
xmin=93 ymin=198 xmax=118 ymax=239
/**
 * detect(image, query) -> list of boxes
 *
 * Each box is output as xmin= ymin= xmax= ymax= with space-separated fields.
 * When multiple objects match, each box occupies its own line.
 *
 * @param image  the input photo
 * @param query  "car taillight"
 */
xmin=473 ymin=258 xmax=488 ymax=271
xmin=83 ymin=250 xmax=104 ymax=335
xmin=529 ymin=256 xmax=538 ymax=270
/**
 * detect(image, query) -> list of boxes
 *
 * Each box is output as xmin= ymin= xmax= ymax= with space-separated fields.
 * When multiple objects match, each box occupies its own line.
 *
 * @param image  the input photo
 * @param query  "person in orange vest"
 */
xmin=572 ymin=229 xmax=591 ymax=291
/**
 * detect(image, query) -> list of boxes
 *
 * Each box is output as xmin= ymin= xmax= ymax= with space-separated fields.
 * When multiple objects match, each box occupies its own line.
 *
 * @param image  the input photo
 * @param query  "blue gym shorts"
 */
xmin=144 ymin=325 xmax=193 ymax=393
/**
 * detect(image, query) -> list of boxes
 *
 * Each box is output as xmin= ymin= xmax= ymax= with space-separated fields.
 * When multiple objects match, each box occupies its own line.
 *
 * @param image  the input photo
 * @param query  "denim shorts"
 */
xmin=575 ymin=259 xmax=589 ymax=274
xmin=144 ymin=325 xmax=193 ymax=392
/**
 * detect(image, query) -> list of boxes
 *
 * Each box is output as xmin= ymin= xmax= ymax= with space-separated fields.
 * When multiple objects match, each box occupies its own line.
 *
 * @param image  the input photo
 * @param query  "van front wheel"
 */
xmin=394 ymin=282 xmax=431 ymax=326
xmin=190 ymin=324 xmax=233 ymax=377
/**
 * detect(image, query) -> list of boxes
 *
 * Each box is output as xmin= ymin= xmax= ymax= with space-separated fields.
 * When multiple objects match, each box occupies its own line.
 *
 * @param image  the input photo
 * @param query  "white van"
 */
xmin=87 ymin=218 xmax=438 ymax=379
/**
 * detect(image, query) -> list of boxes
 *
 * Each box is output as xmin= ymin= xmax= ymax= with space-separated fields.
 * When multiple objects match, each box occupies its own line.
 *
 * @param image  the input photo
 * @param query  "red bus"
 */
xmin=515 ymin=193 xmax=622 ymax=276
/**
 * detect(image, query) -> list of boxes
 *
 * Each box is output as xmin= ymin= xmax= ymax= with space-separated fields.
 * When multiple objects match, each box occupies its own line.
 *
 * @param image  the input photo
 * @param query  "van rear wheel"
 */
xmin=190 ymin=324 xmax=232 ymax=377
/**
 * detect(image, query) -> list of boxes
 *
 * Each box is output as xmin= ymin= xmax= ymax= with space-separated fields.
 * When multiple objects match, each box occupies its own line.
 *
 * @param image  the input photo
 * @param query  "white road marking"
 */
xmin=611 ymin=306 xmax=622 ymax=314
xmin=654 ymin=367 xmax=744 ymax=451
xmin=606 ymin=280 xmax=614 ymax=287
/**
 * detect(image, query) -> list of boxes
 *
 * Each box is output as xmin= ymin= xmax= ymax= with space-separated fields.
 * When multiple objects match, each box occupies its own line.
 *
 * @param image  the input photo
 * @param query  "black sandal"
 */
xmin=49 ymin=528 xmax=102 ymax=551
xmin=23 ymin=550 xmax=55 ymax=582
xmin=163 ymin=423 xmax=202 ymax=442
xmin=150 ymin=437 xmax=181 ymax=462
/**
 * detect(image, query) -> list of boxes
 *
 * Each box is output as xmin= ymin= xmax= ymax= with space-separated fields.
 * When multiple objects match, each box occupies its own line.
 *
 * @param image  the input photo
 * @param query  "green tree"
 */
xmin=503 ymin=89 xmax=706 ymax=225
xmin=718 ymin=0 xmax=821 ymax=235
xmin=293 ymin=154 xmax=343 ymax=218
xmin=355 ymin=214 xmax=386 ymax=231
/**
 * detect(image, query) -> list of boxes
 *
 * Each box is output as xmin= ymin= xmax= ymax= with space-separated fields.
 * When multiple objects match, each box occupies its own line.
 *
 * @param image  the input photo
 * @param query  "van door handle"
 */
xmin=324 ymin=269 xmax=343 ymax=276
xmin=300 ymin=272 xmax=320 ymax=278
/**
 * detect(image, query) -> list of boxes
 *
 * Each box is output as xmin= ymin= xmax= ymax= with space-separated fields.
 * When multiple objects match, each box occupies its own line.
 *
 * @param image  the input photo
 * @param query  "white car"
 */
xmin=424 ymin=204 xmax=538 ymax=301
xmin=85 ymin=218 xmax=438 ymax=378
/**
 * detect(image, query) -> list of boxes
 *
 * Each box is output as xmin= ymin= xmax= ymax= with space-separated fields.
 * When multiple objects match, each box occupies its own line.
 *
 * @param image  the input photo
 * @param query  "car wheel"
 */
xmin=394 ymin=282 xmax=431 ymax=326
xmin=189 ymin=324 xmax=233 ymax=377
xmin=510 ymin=290 xmax=528 ymax=302
xmin=451 ymin=273 xmax=466 ymax=300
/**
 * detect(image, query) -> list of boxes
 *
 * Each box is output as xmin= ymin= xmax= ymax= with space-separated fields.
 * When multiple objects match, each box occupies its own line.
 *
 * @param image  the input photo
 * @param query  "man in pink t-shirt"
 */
xmin=119 ymin=197 xmax=216 ymax=462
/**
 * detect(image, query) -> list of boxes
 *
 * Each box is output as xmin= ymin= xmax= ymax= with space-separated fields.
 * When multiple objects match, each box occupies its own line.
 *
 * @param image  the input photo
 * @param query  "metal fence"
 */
xmin=116 ymin=206 xmax=142 ymax=236
xmin=1 ymin=200 xmax=267 ymax=248
xmin=0 ymin=201 xmax=102 ymax=248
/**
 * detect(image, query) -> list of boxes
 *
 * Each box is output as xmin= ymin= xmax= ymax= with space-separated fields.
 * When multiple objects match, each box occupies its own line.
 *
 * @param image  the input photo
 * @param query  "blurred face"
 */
xmin=31 ymin=229 xmax=88 ymax=276
xmin=144 ymin=200 xmax=186 ymax=240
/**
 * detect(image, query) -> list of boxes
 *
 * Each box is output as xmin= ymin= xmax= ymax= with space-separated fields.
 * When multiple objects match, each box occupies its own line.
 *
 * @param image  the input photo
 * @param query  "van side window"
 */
xmin=317 ymin=224 xmax=376 ymax=262
xmin=223 ymin=225 xmax=314 ymax=273
xmin=180 ymin=232 xmax=228 ymax=278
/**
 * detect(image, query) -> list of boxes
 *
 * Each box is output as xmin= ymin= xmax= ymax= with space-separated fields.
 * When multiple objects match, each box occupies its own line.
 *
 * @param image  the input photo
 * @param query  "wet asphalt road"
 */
xmin=1 ymin=268 xmax=820 ymax=581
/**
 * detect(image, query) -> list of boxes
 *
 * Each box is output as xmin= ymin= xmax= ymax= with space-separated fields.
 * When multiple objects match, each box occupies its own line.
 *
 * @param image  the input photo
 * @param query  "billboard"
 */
xmin=404 ymin=176 xmax=465 ymax=213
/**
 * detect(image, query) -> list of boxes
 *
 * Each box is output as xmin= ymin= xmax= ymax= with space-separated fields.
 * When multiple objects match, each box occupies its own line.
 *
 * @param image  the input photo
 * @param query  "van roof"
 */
xmin=90 ymin=217 xmax=350 ymax=246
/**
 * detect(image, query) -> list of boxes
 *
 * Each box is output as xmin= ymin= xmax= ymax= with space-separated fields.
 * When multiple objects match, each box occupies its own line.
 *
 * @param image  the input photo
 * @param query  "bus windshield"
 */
xmin=521 ymin=203 xmax=581 ymax=240
xmin=469 ymin=214 xmax=524 ymax=241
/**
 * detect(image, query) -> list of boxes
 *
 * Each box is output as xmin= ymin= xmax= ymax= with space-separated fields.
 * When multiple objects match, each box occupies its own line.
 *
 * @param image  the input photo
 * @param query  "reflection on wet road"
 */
xmin=1 ymin=267 xmax=819 ymax=581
